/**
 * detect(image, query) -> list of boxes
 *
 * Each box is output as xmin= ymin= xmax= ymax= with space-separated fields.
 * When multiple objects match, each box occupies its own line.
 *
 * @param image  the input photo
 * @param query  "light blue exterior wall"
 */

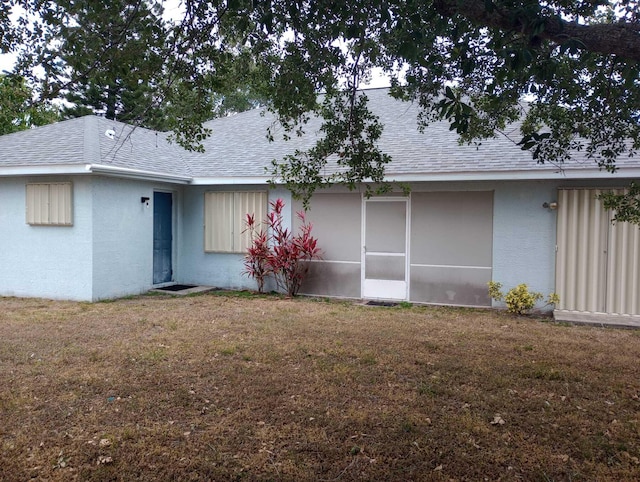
xmin=490 ymin=178 xmax=635 ymax=309
xmin=491 ymin=181 xmax=559 ymax=307
xmin=0 ymin=176 xmax=94 ymax=301
xmin=181 ymin=181 xmax=558 ymax=304
xmin=90 ymin=177 xmax=182 ymax=300
xmin=2 ymin=173 xmax=635 ymax=304
xmin=0 ymin=175 xmax=183 ymax=301
xmin=177 ymin=185 xmax=291 ymax=290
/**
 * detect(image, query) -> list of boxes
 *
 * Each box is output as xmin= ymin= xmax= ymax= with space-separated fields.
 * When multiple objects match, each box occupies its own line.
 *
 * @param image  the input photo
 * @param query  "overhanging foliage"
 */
xmin=2 ymin=0 xmax=640 ymax=214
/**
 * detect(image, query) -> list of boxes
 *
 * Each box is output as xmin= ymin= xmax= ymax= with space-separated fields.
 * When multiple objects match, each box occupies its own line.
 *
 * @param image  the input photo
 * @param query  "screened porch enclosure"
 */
xmin=409 ymin=192 xmax=493 ymax=306
xmin=296 ymin=191 xmax=494 ymax=306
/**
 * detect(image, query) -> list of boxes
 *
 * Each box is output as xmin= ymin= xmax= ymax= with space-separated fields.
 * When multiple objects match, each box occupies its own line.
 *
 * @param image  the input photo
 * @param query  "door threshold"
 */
xmin=150 ymin=285 xmax=215 ymax=296
xmin=365 ymin=300 xmax=399 ymax=307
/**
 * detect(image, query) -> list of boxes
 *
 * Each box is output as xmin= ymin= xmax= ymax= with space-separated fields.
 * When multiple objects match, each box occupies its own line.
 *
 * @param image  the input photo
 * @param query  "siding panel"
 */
xmin=556 ymin=188 xmax=640 ymax=316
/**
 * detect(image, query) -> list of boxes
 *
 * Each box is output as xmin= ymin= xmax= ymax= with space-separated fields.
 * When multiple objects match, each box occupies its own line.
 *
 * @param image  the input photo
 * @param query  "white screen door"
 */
xmin=362 ymin=198 xmax=409 ymax=300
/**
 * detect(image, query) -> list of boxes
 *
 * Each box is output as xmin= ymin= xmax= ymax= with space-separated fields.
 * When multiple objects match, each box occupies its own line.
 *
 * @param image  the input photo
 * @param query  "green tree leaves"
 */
xmin=53 ymin=1 xmax=170 ymax=128
xmin=0 ymin=75 xmax=59 ymax=135
xmin=600 ymin=182 xmax=640 ymax=225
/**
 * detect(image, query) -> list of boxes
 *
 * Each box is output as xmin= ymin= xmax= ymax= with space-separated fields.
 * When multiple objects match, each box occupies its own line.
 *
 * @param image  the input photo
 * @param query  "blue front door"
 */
xmin=153 ymin=192 xmax=173 ymax=284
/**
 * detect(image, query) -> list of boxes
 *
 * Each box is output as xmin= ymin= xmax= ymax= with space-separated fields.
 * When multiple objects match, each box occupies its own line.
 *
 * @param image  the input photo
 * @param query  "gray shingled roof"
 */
xmin=0 ymin=116 xmax=94 ymax=166
xmin=192 ymin=88 xmax=640 ymax=178
xmin=1 ymin=88 xmax=639 ymax=181
xmin=97 ymin=117 xmax=192 ymax=177
xmin=0 ymin=115 xmax=191 ymax=178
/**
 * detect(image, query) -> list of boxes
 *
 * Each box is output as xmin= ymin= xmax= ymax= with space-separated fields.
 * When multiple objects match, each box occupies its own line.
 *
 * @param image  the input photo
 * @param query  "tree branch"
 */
xmin=433 ymin=0 xmax=640 ymax=61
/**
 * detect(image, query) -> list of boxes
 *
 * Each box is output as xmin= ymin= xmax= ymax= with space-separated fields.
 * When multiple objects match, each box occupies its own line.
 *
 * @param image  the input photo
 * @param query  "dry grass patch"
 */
xmin=1 ymin=292 xmax=640 ymax=481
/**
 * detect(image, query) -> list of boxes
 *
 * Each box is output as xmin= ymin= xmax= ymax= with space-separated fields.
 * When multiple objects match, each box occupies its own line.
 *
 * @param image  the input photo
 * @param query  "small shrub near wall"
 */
xmin=488 ymin=281 xmax=559 ymax=315
xmin=243 ymin=198 xmax=322 ymax=297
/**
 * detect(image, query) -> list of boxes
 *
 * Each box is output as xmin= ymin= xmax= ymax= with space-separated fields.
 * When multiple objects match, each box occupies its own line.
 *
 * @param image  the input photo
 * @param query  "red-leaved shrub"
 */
xmin=243 ymin=198 xmax=321 ymax=296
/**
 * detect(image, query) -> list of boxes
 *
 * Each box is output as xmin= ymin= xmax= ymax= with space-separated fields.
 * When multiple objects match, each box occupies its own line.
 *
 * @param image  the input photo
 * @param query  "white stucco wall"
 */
xmin=491 ymin=181 xmax=559 ymax=307
xmin=91 ymin=176 xmax=176 ymax=300
xmin=0 ymin=176 xmax=94 ymax=301
xmin=178 ymin=185 xmax=291 ymax=290
xmin=3 ymin=173 xmax=635 ymax=304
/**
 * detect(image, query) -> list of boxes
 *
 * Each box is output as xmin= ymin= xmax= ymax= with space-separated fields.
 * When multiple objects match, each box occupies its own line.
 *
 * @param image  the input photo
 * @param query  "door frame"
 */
xmin=152 ymin=190 xmax=176 ymax=286
xmin=361 ymin=196 xmax=410 ymax=300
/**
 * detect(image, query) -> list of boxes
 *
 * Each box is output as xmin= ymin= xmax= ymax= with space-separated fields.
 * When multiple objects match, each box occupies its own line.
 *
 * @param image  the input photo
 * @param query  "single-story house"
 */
xmin=1 ymin=88 xmax=639 ymax=326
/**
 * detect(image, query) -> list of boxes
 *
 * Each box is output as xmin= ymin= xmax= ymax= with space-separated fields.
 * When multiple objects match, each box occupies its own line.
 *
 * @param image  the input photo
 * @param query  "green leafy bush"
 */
xmin=488 ymin=281 xmax=558 ymax=315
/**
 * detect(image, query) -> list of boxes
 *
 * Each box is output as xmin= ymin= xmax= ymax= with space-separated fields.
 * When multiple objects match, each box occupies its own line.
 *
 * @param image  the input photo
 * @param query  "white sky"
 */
xmin=0 ymin=52 xmax=16 ymax=73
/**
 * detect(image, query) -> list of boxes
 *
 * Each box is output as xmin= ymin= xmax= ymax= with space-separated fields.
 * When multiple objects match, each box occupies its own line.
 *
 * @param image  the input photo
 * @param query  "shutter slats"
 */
xmin=26 ymin=183 xmax=72 ymax=226
xmin=557 ymin=188 xmax=640 ymax=316
xmin=204 ymin=191 xmax=267 ymax=252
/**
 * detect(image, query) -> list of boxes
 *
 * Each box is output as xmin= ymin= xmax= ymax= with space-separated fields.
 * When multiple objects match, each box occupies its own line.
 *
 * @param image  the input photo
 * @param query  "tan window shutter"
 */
xmin=26 ymin=183 xmax=73 ymax=226
xmin=204 ymin=191 xmax=267 ymax=253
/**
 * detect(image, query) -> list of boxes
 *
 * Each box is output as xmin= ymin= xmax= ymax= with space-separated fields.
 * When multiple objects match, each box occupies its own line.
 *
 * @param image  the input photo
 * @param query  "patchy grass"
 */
xmin=1 ymin=294 xmax=640 ymax=481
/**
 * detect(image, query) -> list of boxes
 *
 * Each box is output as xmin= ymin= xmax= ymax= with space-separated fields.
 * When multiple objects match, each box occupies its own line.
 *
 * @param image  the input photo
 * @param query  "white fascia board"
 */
xmin=0 ymin=163 xmax=193 ymax=183
xmin=190 ymin=176 xmax=272 ymax=185
xmin=384 ymin=168 xmax=640 ymax=182
xmin=87 ymin=164 xmax=192 ymax=184
xmin=0 ymin=164 xmax=93 ymax=177
xmin=190 ymin=168 xmax=640 ymax=186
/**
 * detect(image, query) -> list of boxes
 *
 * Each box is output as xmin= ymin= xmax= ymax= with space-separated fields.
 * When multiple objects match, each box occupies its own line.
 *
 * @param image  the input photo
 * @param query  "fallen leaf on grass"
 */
xmin=491 ymin=414 xmax=506 ymax=425
xmin=54 ymin=451 xmax=68 ymax=469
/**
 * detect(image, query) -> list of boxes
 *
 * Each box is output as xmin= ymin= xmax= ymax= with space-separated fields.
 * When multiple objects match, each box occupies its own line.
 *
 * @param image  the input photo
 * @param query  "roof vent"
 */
xmin=104 ymin=129 xmax=116 ymax=140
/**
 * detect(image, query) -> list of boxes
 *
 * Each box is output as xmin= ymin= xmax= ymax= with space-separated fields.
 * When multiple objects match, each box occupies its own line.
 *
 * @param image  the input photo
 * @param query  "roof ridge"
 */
xmin=91 ymin=116 xmax=194 ymax=178
xmin=82 ymin=115 xmax=101 ymax=165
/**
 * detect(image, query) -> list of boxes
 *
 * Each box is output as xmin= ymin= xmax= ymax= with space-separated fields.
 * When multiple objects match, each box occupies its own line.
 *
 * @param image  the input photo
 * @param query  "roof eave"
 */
xmin=88 ymin=164 xmax=192 ymax=184
xmin=0 ymin=164 xmax=93 ymax=177
xmin=0 ymin=163 xmax=193 ymax=184
xmin=2 ymin=164 xmax=638 ymax=185
xmin=385 ymin=167 xmax=640 ymax=182
xmin=190 ymin=176 xmax=272 ymax=185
